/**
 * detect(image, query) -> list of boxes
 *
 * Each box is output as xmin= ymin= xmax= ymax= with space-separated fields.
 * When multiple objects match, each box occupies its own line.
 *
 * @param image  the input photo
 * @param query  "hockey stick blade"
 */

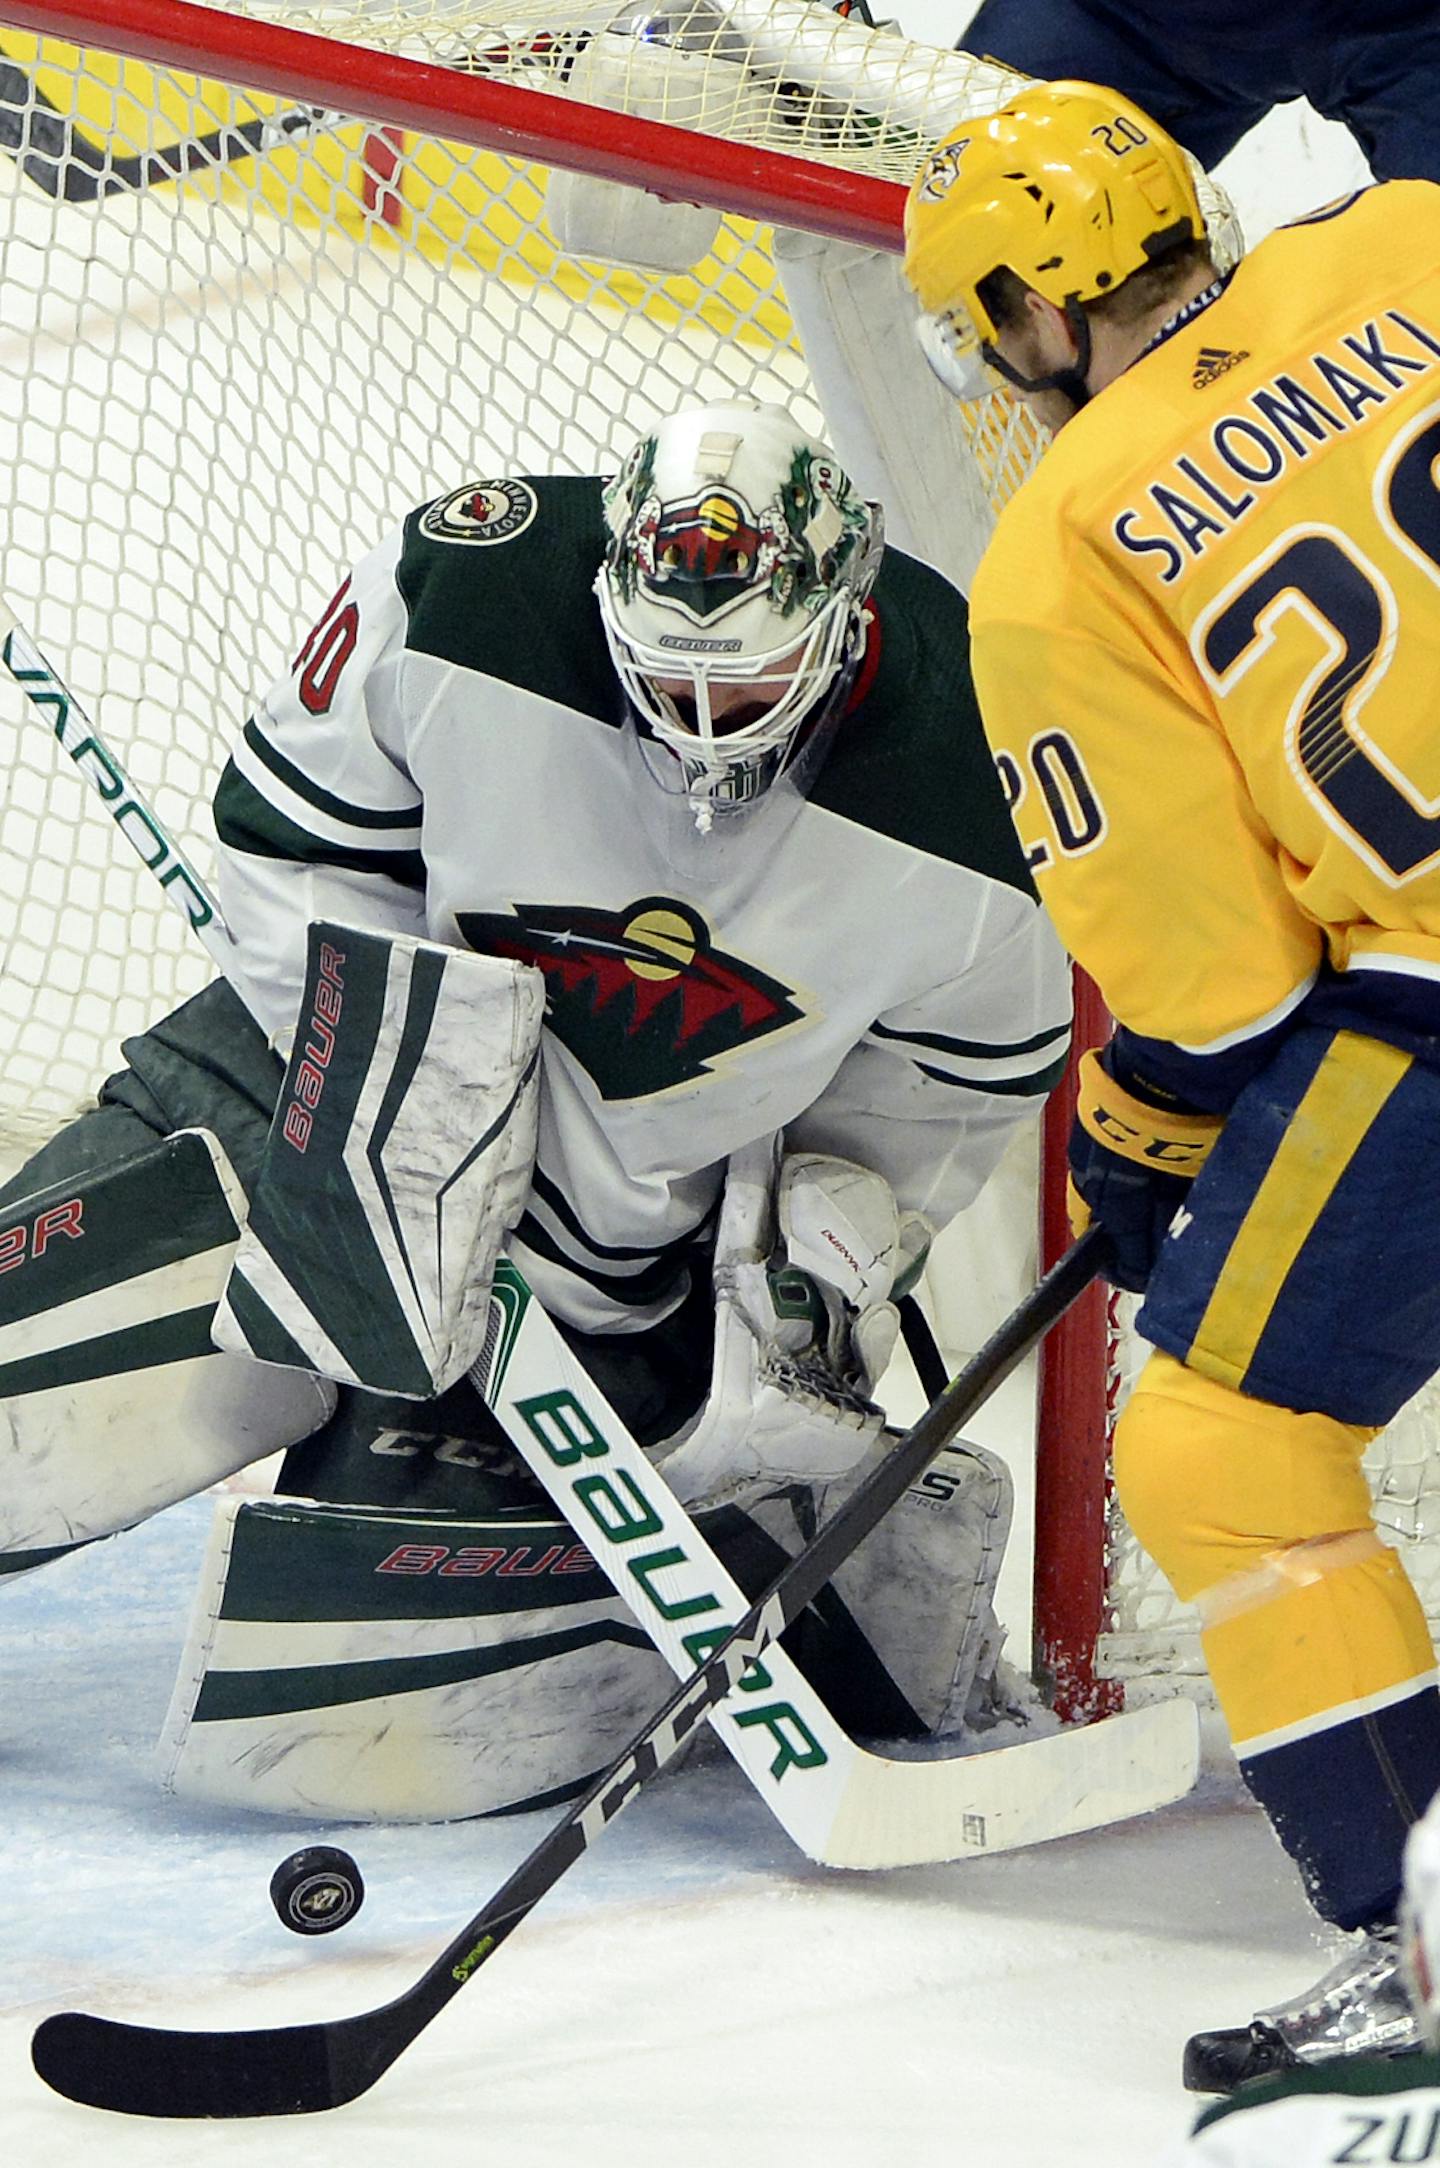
xmin=32 ymin=2009 xmax=375 ymax=2119
xmin=31 ymin=1836 xmax=585 ymax=2119
xmin=32 ymin=1234 xmax=1129 ymax=2121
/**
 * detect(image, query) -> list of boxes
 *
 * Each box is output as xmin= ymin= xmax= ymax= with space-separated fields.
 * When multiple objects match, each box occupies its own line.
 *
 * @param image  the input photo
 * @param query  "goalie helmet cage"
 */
xmin=1 ymin=0 xmax=1436 ymax=1726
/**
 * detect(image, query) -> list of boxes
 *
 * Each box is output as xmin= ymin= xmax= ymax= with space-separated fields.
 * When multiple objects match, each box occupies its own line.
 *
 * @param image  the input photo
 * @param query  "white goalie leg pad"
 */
xmin=545 ymin=27 xmax=753 ymax=272
xmin=822 ymin=1437 xmax=1014 ymax=1735
xmin=658 ymin=1138 xmax=890 ymax=1508
xmin=698 ymin=1437 xmax=1013 ymax=1739
xmin=158 ymin=1493 xmax=682 ymax=1821
xmin=0 ymin=1130 xmax=332 ymax=1570
xmin=214 ymin=923 xmax=544 ymax=1399
xmin=155 ymin=1457 xmax=1010 ymax=1815
xmin=773 ymin=227 xmax=1003 ymax=594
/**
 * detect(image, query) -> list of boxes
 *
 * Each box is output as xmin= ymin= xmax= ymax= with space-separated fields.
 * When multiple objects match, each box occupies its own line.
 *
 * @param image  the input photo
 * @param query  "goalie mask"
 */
xmin=596 ymin=402 xmax=882 ymax=831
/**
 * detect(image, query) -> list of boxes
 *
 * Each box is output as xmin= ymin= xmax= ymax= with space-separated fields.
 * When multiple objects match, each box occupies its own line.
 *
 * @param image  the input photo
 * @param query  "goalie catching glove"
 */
xmin=1068 ymin=1045 xmax=1223 ymax=1293
xmin=650 ymin=1142 xmax=1012 ymax=1739
xmin=659 ymin=1139 xmax=932 ymax=1506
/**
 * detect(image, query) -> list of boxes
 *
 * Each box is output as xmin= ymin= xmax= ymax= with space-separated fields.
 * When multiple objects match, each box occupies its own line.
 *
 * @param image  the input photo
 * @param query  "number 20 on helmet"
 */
xmin=903 ymin=80 xmax=1207 ymax=402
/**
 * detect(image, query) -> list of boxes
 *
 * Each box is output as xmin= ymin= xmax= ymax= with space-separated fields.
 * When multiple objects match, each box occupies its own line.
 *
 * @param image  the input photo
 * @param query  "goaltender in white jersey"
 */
xmin=0 ymin=400 xmax=1069 ymax=1822
xmin=215 ymin=408 xmax=1067 ymax=1350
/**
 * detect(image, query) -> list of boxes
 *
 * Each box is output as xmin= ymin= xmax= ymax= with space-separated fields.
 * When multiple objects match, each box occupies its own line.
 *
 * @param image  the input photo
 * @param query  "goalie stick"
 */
xmin=471 ymin=1251 xmax=1196 ymax=1870
xmin=0 ymin=604 xmax=237 ymax=975
xmin=32 ymin=1229 xmax=1158 ymax=2121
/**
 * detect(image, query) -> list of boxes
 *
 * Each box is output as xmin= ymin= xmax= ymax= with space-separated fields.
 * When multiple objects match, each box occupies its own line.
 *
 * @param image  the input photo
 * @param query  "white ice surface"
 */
xmin=1 ymin=1478 xmax=1334 ymax=2168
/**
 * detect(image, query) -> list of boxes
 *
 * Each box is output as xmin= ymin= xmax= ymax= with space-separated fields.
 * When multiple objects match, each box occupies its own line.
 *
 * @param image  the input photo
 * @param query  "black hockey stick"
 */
xmin=31 ymin=1229 xmax=1105 ymax=2119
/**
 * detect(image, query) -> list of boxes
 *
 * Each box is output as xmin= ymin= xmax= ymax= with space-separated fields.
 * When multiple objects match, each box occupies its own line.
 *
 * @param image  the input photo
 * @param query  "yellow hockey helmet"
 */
xmin=904 ymin=81 xmax=1206 ymax=398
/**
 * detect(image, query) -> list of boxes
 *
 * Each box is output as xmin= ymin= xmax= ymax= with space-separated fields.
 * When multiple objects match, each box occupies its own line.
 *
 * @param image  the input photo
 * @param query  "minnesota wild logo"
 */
xmin=603 ymin=433 xmax=873 ymax=624
xmin=631 ymin=488 xmax=775 ymax=620
xmin=456 ymin=898 xmax=807 ymax=1100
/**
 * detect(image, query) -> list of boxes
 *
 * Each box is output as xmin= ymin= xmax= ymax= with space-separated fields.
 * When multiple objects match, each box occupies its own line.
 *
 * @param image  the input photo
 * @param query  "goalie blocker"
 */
xmin=214 ymin=920 xmax=544 ymax=1397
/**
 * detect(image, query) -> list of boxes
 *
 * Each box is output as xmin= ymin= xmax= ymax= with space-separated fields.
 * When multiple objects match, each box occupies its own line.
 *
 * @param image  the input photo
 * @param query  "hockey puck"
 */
xmin=269 ymin=1846 xmax=366 ymax=1936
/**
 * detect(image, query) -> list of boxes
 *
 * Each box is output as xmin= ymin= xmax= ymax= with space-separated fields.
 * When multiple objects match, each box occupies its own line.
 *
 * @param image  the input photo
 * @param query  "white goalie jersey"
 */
xmin=214 ymin=473 xmax=1070 ymax=1337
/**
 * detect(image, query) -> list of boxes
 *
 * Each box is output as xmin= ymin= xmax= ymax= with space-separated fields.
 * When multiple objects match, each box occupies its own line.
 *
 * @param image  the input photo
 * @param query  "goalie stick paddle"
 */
xmin=472 ymin=1248 xmax=1197 ymax=1873
xmin=32 ymin=1231 xmax=1117 ymax=2120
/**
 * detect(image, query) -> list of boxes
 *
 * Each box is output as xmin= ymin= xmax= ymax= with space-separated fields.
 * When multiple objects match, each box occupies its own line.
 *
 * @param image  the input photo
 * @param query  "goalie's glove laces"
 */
xmin=764 ymin=1350 xmax=883 ymax=1424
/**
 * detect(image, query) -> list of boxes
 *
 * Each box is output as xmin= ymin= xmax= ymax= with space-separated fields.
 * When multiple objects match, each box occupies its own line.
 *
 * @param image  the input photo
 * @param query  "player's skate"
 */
xmin=1182 ymin=1927 xmax=1420 ymax=2094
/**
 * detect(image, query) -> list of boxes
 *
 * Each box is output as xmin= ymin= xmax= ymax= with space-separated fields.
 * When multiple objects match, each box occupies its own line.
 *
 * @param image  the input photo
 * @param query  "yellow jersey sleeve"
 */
xmin=970 ymin=182 xmax=1440 ymax=1071
xmin=971 ymin=532 xmax=1321 ymax=1055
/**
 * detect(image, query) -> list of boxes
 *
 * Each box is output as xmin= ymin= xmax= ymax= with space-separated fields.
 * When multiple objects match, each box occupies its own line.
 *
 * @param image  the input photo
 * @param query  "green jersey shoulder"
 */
xmin=393 ymin=478 xmax=1034 ymax=897
xmin=811 ymin=545 xmax=1038 ymax=900
xmin=397 ymin=474 xmax=618 ymax=724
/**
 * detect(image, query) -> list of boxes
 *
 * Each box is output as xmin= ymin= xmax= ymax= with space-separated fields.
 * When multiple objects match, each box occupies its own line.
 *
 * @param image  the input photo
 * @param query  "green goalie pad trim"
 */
xmin=204 ymin=1487 xmax=928 ymax=1739
xmin=218 ymin=1269 xmax=314 ymax=1375
xmin=0 ymin=1307 xmax=220 ymax=1397
xmin=0 ymin=1128 xmax=243 ymax=1396
xmin=160 ymin=1491 xmax=680 ymax=1820
xmin=161 ymin=1451 xmax=1001 ymax=1818
xmin=192 ymin=1617 xmax=656 ymax=1724
xmin=0 ymin=1534 xmax=95 ymax=1577
xmin=203 ymin=1496 xmax=616 ymax=1623
xmin=0 ymin=1128 xmax=241 ymax=1329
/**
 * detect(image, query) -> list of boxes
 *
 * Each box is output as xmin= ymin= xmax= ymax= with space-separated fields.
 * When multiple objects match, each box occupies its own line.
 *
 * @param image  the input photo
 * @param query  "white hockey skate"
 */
xmin=1182 ymin=1927 xmax=1421 ymax=2094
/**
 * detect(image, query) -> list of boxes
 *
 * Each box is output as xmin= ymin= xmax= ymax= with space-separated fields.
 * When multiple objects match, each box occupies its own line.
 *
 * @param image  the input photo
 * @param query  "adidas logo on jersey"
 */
xmin=1191 ymin=344 xmax=1251 ymax=388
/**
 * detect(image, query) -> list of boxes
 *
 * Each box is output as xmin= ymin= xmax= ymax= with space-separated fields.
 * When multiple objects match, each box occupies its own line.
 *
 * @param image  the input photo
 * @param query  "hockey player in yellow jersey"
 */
xmin=905 ymin=83 xmax=1440 ymax=2095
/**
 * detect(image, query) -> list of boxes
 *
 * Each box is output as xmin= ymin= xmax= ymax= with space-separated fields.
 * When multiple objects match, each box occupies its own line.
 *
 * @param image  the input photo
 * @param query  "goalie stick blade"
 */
xmin=819 ymin=1695 xmax=1201 ymax=1869
xmin=31 ymin=2006 xmax=398 ymax=2118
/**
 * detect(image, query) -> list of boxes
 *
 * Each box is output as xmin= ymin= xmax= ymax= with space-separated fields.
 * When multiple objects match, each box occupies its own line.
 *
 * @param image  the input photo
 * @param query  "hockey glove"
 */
xmin=1067 ymin=1047 xmax=1223 ymax=1294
